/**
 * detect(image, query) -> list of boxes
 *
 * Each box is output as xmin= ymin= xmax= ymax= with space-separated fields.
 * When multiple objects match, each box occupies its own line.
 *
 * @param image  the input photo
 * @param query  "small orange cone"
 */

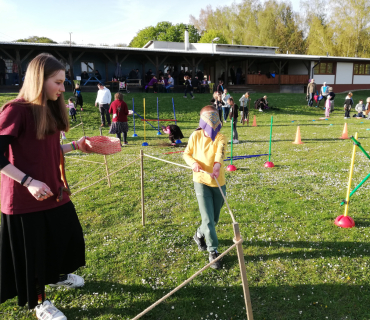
xmin=339 ymin=123 xmax=349 ymax=139
xmin=292 ymin=126 xmax=304 ymax=144
xmin=252 ymin=115 xmax=257 ymax=127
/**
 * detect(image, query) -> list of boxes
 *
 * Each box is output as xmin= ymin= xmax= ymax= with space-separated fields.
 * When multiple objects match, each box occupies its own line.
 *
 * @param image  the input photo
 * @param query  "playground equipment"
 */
xmin=172 ymin=97 xmax=182 ymax=143
xmin=335 ymin=132 xmax=358 ymax=228
xmin=132 ymin=98 xmax=138 ymax=137
xmin=339 ymin=135 xmax=370 ymax=209
xmin=142 ymin=98 xmax=149 ymax=146
xmin=264 ymin=116 xmax=275 ymax=168
xmin=340 ymin=123 xmax=349 ymax=139
xmin=292 ymin=126 xmax=303 ymax=144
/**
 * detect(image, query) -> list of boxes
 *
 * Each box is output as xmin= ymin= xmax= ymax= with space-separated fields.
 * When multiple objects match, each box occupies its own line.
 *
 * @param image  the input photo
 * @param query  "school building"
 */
xmin=1 ymin=35 xmax=370 ymax=93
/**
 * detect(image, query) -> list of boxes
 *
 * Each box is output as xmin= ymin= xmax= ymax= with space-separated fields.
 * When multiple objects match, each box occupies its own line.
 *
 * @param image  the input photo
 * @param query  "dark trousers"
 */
xmin=345 ymin=109 xmax=350 ymax=118
xmin=99 ymin=104 xmax=111 ymax=125
xmin=184 ymin=88 xmax=193 ymax=97
xmin=233 ymin=120 xmax=238 ymax=140
xmin=116 ymin=132 xmax=127 ymax=143
xmin=218 ymin=109 xmax=223 ymax=123
xmin=308 ymin=93 xmax=314 ymax=107
xmin=0 ymin=72 xmax=5 ymax=85
xmin=317 ymin=95 xmax=327 ymax=107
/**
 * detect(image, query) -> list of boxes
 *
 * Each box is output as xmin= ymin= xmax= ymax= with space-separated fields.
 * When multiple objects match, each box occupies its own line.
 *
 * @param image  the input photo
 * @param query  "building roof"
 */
xmin=1 ymin=41 xmax=370 ymax=63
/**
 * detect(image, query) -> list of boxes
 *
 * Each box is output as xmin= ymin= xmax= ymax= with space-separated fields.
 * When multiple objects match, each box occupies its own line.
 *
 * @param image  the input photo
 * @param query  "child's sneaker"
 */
xmin=122 ymin=142 xmax=128 ymax=146
xmin=209 ymin=250 xmax=222 ymax=270
xmin=171 ymin=142 xmax=176 ymax=146
xmin=35 ymin=300 xmax=66 ymax=320
xmin=49 ymin=273 xmax=84 ymax=288
xmin=192 ymin=96 xmax=195 ymax=100
xmin=233 ymin=139 xmax=239 ymax=144
xmin=258 ymin=108 xmax=263 ymax=112
xmin=193 ymin=231 xmax=207 ymax=251
xmin=183 ymin=96 xmax=187 ymax=98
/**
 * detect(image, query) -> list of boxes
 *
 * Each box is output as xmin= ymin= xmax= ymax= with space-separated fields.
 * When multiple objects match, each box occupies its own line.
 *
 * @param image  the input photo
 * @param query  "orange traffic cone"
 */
xmin=252 ymin=115 xmax=257 ymax=127
xmin=340 ymin=123 xmax=349 ymax=139
xmin=292 ymin=126 xmax=304 ymax=144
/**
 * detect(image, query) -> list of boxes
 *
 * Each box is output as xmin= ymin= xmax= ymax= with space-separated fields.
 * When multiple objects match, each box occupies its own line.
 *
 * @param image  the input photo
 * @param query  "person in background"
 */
xmin=109 ymin=92 xmax=129 ymax=146
xmin=0 ymin=53 xmax=86 ymax=320
xmin=94 ymin=69 xmax=102 ymax=80
xmin=216 ymin=80 xmax=224 ymax=93
xmin=95 ymin=83 xmax=112 ymax=127
xmin=239 ymin=92 xmax=250 ymax=123
xmin=317 ymin=81 xmax=329 ymax=108
xmin=183 ymin=75 xmax=194 ymax=99
xmin=222 ymin=89 xmax=231 ymax=122
xmin=192 ymin=76 xmax=199 ymax=93
xmin=327 ymin=87 xmax=335 ymax=112
xmin=158 ymin=75 xmax=165 ymax=93
xmin=145 ymin=75 xmax=158 ymax=93
xmin=307 ymin=79 xmax=316 ymax=107
xmin=12 ymin=61 xmax=19 ymax=85
xmin=211 ymin=91 xmax=224 ymax=125
xmin=73 ymin=83 xmax=83 ymax=111
xmin=0 ymin=56 xmax=6 ymax=85
xmin=183 ymin=106 xmax=226 ymax=270
xmin=344 ymin=92 xmax=353 ymax=119
xmin=229 ymin=97 xmax=239 ymax=143
xmin=66 ymin=98 xmax=77 ymax=122
xmin=364 ymin=97 xmax=370 ymax=118
xmin=165 ymin=74 xmax=174 ymax=92
xmin=354 ymin=99 xmax=365 ymax=118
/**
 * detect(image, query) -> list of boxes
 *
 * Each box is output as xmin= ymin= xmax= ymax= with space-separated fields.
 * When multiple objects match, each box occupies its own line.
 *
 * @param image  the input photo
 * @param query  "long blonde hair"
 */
xmin=3 ymin=53 xmax=69 ymax=139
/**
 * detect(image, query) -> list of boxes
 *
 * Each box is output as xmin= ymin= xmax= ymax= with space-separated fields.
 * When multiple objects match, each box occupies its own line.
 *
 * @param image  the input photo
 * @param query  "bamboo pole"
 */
xmin=233 ymin=222 xmax=254 ymax=320
xmin=131 ymin=239 xmax=241 ymax=320
xmin=344 ymin=132 xmax=358 ymax=216
xmin=141 ymin=150 xmax=145 ymax=226
xmin=100 ymin=127 xmax=111 ymax=187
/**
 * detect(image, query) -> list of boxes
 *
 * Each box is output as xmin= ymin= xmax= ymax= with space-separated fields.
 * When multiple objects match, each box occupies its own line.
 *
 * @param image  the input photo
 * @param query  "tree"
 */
xmin=60 ymin=40 xmax=77 ymax=45
xmin=113 ymin=43 xmax=127 ymax=47
xmin=128 ymin=22 xmax=200 ymax=47
xmin=14 ymin=36 xmax=57 ymax=43
xmin=199 ymin=30 xmax=228 ymax=44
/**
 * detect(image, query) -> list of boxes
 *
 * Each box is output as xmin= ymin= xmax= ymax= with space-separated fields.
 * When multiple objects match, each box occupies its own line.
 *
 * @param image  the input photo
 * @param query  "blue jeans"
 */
xmin=165 ymin=84 xmax=174 ymax=92
xmin=223 ymin=107 xmax=230 ymax=121
xmin=308 ymin=93 xmax=314 ymax=107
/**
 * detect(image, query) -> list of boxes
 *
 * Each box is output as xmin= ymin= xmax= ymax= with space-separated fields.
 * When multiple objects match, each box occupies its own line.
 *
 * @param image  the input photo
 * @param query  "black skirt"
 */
xmin=109 ymin=121 xmax=128 ymax=134
xmin=0 ymin=201 xmax=85 ymax=309
xmin=168 ymin=125 xmax=184 ymax=140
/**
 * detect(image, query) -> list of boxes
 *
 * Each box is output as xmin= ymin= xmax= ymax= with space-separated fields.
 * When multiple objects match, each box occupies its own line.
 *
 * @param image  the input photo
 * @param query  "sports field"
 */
xmin=1 ymin=90 xmax=370 ymax=320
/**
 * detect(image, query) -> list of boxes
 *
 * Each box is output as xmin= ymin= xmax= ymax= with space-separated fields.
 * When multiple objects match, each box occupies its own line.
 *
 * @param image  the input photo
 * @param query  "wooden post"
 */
xmin=140 ymin=150 xmax=145 ymax=226
xmin=225 ymin=58 xmax=228 ymax=85
xmin=100 ymin=127 xmax=111 ymax=187
xmin=15 ymin=50 xmax=23 ymax=87
xmin=233 ymin=222 xmax=254 ymax=320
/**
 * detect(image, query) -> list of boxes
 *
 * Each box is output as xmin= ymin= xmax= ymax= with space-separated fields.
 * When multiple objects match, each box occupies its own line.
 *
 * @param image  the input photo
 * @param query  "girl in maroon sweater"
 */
xmin=109 ymin=92 xmax=129 ymax=146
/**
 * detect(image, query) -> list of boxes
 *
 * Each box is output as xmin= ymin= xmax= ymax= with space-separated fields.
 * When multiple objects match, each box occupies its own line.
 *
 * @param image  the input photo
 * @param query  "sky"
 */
xmin=0 ymin=0 xmax=301 ymax=46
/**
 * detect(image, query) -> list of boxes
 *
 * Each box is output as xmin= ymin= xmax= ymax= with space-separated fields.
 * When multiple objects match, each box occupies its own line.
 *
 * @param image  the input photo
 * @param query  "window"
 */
xmin=81 ymin=62 xmax=94 ymax=73
xmin=4 ymin=59 xmax=13 ymax=73
xmin=314 ymin=62 xmax=334 ymax=74
xmin=354 ymin=63 xmax=370 ymax=75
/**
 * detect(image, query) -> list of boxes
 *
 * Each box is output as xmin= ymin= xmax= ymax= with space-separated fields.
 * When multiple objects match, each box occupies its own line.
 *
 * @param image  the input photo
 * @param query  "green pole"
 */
xmin=268 ymin=116 xmax=273 ymax=162
xmin=340 ymin=171 xmax=370 ymax=206
xmin=351 ymin=136 xmax=370 ymax=161
xmin=230 ymin=117 xmax=234 ymax=165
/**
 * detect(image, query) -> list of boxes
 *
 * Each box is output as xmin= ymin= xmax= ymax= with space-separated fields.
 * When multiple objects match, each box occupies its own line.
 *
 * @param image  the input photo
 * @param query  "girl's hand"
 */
xmin=192 ymin=162 xmax=203 ymax=173
xmin=211 ymin=163 xmax=221 ymax=179
xmin=77 ymin=136 xmax=88 ymax=153
xmin=27 ymin=179 xmax=54 ymax=201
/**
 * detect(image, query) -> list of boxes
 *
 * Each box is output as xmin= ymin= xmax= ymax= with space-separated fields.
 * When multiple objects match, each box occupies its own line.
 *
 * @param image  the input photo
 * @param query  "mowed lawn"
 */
xmin=1 ymin=90 xmax=370 ymax=320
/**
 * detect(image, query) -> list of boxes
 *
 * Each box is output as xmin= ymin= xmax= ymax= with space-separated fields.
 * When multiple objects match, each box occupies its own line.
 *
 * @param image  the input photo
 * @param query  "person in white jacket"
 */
xmin=239 ymin=92 xmax=250 ymax=124
xmin=95 ymin=83 xmax=112 ymax=126
xmin=222 ymin=89 xmax=230 ymax=122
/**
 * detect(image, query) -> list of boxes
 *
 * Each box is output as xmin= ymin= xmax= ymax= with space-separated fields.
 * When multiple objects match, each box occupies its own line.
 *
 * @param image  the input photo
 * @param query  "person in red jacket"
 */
xmin=109 ymin=92 xmax=129 ymax=146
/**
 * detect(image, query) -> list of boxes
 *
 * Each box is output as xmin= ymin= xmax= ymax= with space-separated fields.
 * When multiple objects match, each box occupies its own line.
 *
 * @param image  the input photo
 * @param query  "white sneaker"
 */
xmin=192 ymin=96 xmax=195 ymax=99
xmin=183 ymin=96 xmax=187 ymax=98
xmin=233 ymin=139 xmax=239 ymax=144
xmin=49 ymin=274 xmax=84 ymax=288
xmin=344 ymin=117 xmax=347 ymax=119
xmin=259 ymin=108 xmax=263 ymax=112
xmin=35 ymin=300 xmax=67 ymax=320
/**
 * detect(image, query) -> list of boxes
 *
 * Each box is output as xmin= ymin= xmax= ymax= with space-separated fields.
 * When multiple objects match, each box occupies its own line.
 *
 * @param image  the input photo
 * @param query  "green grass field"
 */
xmin=1 ymin=90 xmax=370 ymax=320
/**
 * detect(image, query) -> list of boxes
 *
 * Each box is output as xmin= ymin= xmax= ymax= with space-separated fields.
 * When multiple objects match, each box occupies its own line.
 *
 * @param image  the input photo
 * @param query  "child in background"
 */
xmin=324 ymin=95 xmax=332 ymax=118
xmin=229 ymin=97 xmax=239 ymax=144
xmin=354 ymin=99 xmax=365 ymax=117
xmin=239 ymin=92 xmax=250 ymax=123
xmin=344 ymin=92 xmax=353 ymax=119
xmin=222 ymin=89 xmax=230 ymax=122
xmin=183 ymin=106 xmax=226 ymax=270
xmin=183 ymin=75 xmax=194 ymax=99
xmin=162 ymin=125 xmax=184 ymax=146
xmin=109 ymin=92 xmax=129 ymax=146
xmin=66 ymin=98 xmax=77 ymax=122
xmin=73 ymin=83 xmax=83 ymax=111
xmin=364 ymin=97 xmax=370 ymax=118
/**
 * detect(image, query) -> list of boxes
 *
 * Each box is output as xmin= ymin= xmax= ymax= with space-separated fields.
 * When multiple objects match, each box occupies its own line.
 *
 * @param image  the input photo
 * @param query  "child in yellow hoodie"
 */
xmin=183 ymin=106 xmax=226 ymax=269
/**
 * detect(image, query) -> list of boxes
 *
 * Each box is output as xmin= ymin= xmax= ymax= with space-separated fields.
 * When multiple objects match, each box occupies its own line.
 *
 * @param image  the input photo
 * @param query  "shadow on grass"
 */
xmin=54 ymin=281 xmax=370 ymax=320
